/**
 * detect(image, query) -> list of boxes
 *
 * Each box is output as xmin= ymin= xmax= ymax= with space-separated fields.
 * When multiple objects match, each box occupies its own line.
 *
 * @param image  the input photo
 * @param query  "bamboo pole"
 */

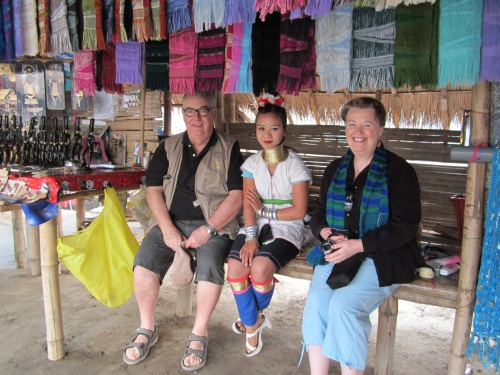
xmin=447 ymin=81 xmax=490 ymax=375
xmin=76 ymin=198 xmax=85 ymax=230
xmin=40 ymin=217 xmax=65 ymax=360
xmin=12 ymin=209 xmax=26 ymax=268
xmin=139 ymin=83 xmax=146 ymax=166
xmin=25 ymin=218 xmax=41 ymax=276
xmin=56 ymin=203 xmax=63 ymax=237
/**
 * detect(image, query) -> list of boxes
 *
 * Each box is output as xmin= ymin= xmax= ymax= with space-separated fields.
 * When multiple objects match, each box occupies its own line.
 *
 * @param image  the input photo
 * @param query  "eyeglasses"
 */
xmin=344 ymin=184 xmax=355 ymax=212
xmin=182 ymin=107 xmax=213 ymax=117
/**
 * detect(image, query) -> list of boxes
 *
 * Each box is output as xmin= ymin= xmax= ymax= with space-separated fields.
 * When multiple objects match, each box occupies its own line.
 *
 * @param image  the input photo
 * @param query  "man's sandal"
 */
xmin=123 ymin=327 xmax=158 ymax=365
xmin=244 ymin=315 xmax=272 ymax=357
xmin=181 ymin=333 xmax=209 ymax=372
xmin=232 ymin=318 xmax=246 ymax=334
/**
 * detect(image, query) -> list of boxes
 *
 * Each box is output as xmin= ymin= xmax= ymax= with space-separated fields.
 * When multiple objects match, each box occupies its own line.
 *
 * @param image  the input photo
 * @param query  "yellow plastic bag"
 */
xmin=57 ymin=188 xmax=139 ymax=307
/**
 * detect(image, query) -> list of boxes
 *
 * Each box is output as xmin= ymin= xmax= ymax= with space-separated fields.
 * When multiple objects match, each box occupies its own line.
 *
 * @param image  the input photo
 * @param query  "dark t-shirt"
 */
xmin=146 ymin=131 xmax=243 ymax=220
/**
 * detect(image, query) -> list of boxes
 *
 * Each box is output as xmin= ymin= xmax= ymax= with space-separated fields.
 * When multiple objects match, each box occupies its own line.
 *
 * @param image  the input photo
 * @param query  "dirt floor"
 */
xmin=0 ymin=266 xmax=496 ymax=375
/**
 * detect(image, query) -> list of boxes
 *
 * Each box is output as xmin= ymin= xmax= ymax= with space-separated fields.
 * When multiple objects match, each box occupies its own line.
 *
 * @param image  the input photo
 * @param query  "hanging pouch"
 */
xmin=326 ymin=254 xmax=365 ymax=290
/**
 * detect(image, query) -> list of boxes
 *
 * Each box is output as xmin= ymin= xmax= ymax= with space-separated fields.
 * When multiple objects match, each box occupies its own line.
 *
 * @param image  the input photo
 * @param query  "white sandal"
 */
xmin=244 ymin=315 xmax=272 ymax=357
xmin=232 ymin=318 xmax=246 ymax=334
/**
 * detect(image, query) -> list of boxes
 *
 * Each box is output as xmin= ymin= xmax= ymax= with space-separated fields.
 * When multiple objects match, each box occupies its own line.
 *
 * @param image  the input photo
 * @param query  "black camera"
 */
xmin=321 ymin=239 xmax=335 ymax=254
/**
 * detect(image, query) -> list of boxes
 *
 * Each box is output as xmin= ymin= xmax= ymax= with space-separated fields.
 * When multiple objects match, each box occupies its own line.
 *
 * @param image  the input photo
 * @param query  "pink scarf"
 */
xmin=169 ymin=27 xmax=198 ymax=94
xmin=74 ymin=50 xmax=96 ymax=96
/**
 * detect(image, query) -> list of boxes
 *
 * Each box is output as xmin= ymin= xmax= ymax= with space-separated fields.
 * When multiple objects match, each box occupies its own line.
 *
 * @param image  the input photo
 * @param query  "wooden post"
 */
xmin=375 ymin=295 xmax=399 ymax=375
xmin=56 ymin=203 xmax=63 ymax=237
xmin=176 ymin=284 xmax=193 ymax=317
xmin=164 ymin=92 xmax=172 ymax=136
xmin=40 ymin=217 xmax=65 ymax=360
xmin=215 ymin=92 xmax=224 ymax=131
xmin=12 ymin=209 xmax=26 ymax=268
xmin=25 ymin=219 xmax=41 ymax=276
xmin=76 ymin=198 xmax=85 ymax=230
xmin=139 ymin=85 xmax=146 ymax=166
xmin=447 ymin=81 xmax=490 ymax=375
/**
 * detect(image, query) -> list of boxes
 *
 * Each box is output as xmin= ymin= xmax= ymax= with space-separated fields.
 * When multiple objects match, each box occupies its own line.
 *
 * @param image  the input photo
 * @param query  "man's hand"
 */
xmin=184 ymin=225 xmax=211 ymax=249
xmin=162 ymin=227 xmax=187 ymax=252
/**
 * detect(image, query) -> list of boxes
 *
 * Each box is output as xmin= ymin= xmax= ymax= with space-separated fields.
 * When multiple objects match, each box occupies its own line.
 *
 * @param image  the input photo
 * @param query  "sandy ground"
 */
xmin=0 ymin=209 xmax=496 ymax=375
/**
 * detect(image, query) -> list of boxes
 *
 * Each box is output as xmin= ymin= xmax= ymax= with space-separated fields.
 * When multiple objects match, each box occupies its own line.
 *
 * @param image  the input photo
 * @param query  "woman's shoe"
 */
xmin=244 ymin=315 xmax=272 ymax=357
xmin=232 ymin=318 xmax=245 ymax=334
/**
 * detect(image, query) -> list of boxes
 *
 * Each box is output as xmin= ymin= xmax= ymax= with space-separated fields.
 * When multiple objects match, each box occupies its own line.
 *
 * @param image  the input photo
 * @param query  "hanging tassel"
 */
xmin=304 ymin=0 xmax=333 ymax=19
xmin=167 ymin=2 xmax=191 ymax=33
xmin=305 ymin=244 xmax=328 ymax=267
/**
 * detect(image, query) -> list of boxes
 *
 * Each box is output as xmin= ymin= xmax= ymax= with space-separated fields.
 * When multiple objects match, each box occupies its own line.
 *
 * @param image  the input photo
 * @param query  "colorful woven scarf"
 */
xmin=350 ymin=7 xmax=396 ymax=91
xmin=66 ymin=0 xmax=79 ymax=51
xmin=394 ymin=2 xmax=438 ymax=89
xmin=21 ymin=0 xmax=38 ymax=56
xmin=169 ymin=26 xmax=197 ymax=93
xmin=316 ymin=4 xmax=352 ymax=93
xmin=102 ymin=0 xmax=115 ymax=44
xmin=74 ymin=50 xmax=95 ymax=96
xmin=222 ymin=0 xmax=255 ymax=27
xmin=252 ymin=11 xmax=280 ymax=96
xmin=167 ymin=0 xmax=191 ymax=33
xmin=116 ymin=41 xmax=144 ymax=85
xmin=193 ymin=0 xmax=225 ymax=33
xmin=480 ymin=0 xmax=500 ymax=81
xmin=102 ymin=44 xmax=124 ymax=93
xmin=438 ymin=0 xmax=483 ymax=88
xmin=113 ymin=0 xmax=128 ymax=42
xmin=145 ymin=40 xmax=169 ymax=91
xmin=301 ymin=22 xmax=316 ymax=91
xmin=37 ymin=0 xmax=51 ymax=56
xmin=239 ymin=22 xmax=253 ymax=93
xmin=2 ymin=0 xmax=15 ymax=61
xmin=50 ymin=0 xmax=72 ymax=55
xmin=195 ymin=28 xmax=225 ymax=91
xmin=82 ymin=0 xmax=106 ymax=50
xmin=95 ymin=50 xmax=103 ymax=91
xmin=254 ymin=0 xmax=306 ymax=21
xmin=132 ymin=0 xmax=154 ymax=41
xmin=223 ymin=23 xmax=252 ymax=94
xmin=13 ymin=0 xmax=23 ymax=57
xmin=276 ymin=15 xmax=314 ymax=95
xmin=467 ymin=147 xmax=500 ymax=370
xmin=327 ymin=146 xmax=389 ymax=238
xmin=304 ymin=0 xmax=333 ymax=19
xmin=151 ymin=0 xmax=166 ymax=40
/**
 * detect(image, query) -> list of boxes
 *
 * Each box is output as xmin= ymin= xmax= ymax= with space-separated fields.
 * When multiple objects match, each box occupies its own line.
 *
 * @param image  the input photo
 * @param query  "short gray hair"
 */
xmin=182 ymin=91 xmax=216 ymax=107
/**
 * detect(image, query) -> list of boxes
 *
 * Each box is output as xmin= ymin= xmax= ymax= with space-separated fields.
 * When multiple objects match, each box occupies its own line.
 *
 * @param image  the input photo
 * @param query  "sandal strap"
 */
xmin=187 ymin=333 xmax=209 ymax=346
xmin=135 ymin=327 xmax=155 ymax=340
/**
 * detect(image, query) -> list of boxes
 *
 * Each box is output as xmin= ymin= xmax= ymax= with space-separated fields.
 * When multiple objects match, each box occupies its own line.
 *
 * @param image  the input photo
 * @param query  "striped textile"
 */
xmin=113 ymin=0 xmax=127 ymax=42
xmin=480 ymin=0 xmax=500 ymax=81
xmin=66 ymin=0 xmax=79 ymax=50
xmin=116 ymin=41 xmax=144 ymax=85
xmin=74 ymin=50 xmax=96 ymax=96
xmin=50 ymin=0 xmax=72 ymax=55
xmin=102 ymin=44 xmax=124 ymax=94
xmin=132 ymin=0 xmax=154 ymax=41
xmin=169 ymin=26 xmax=197 ymax=93
xmin=21 ymin=0 xmax=38 ymax=56
xmin=196 ymin=27 xmax=225 ymax=91
xmin=193 ymin=0 xmax=225 ymax=33
xmin=37 ymin=0 xmax=51 ymax=56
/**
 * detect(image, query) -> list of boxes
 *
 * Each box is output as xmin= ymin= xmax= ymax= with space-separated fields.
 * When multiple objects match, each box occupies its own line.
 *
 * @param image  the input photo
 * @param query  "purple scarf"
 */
xmin=116 ymin=42 xmax=144 ymax=85
xmin=480 ymin=0 xmax=500 ymax=81
xmin=222 ymin=0 xmax=255 ymax=27
xmin=2 ymin=0 xmax=15 ymax=61
xmin=304 ymin=0 xmax=333 ymax=19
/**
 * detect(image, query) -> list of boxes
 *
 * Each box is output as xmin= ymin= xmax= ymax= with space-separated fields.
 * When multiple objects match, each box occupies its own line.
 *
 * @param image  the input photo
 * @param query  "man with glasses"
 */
xmin=124 ymin=91 xmax=243 ymax=372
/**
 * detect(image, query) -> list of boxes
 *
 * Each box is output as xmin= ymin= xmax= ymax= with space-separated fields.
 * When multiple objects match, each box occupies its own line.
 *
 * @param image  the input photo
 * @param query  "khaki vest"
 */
xmin=156 ymin=129 xmax=239 ymax=238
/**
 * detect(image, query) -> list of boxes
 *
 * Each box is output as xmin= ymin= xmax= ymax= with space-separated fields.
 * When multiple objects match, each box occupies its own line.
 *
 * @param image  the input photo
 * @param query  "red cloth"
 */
xmin=169 ymin=27 xmax=198 ymax=94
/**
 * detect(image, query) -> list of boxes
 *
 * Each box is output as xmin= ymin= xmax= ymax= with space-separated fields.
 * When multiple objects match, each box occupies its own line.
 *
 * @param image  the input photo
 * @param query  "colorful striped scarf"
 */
xmin=74 ymin=50 xmax=95 ymax=96
xmin=252 ymin=11 xmax=280 ymax=96
xmin=394 ymin=2 xmax=438 ymax=89
xmin=438 ymin=0 xmax=483 ymax=88
xmin=169 ymin=27 xmax=197 ymax=94
xmin=223 ymin=23 xmax=252 ymax=94
xmin=145 ymin=40 xmax=169 ymax=91
xmin=196 ymin=27 xmax=225 ymax=91
xmin=316 ymin=5 xmax=352 ymax=93
xmin=37 ymin=0 xmax=51 ymax=56
xmin=350 ymin=7 xmax=396 ymax=91
xmin=116 ymin=41 xmax=144 ymax=85
xmin=151 ymin=0 xmax=166 ymax=40
xmin=276 ymin=15 xmax=314 ymax=95
xmin=327 ymin=146 xmax=389 ymax=238
xmin=222 ymin=0 xmax=255 ymax=27
xmin=167 ymin=0 xmax=191 ymax=33
xmin=13 ymin=0 xmax=23 ymax=57
xmin=102 ymin=0 xmax=115 ymax=44
xmin=238 ymin=23 xmax=253 ymax=93
xmin=301 ymin=22 xmax=316 ymax=91
xmin=21 ymin=0 xmax=38 ymax=56
xmin=132 ymin=0 xmax=154 ymax=41
xmin=50 ymin=0 xmax=72 ymax=56
xmin=2 ymin=0 xmax=15 ymax=61
xmin=113 ymin=0 xmax=128 ymax=42
xmin=304 ymin=0 xmax=333 ymax=19
xmin=82 ymin=0 xmax=106 ymax=50
xmin=102 ymin=44 xmax=124 ymax=94
xmin=254 ymin=0 xmax=306 ymax=21
xmin=480 ymin=0 xmax=500 ymax=81
xmin=193 ymin=0 xmax=225 ymax=33
xmin=66 ymin=0 xmax=79 ymax=51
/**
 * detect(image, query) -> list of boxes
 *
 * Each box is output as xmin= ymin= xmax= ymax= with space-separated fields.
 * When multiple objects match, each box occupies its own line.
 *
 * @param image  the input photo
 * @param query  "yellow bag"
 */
xmin=57 ymin=188 xmax=139 ymax=307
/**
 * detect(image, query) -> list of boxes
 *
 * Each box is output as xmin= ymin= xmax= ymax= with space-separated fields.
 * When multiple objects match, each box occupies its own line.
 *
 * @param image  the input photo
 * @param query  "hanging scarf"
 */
xmin=374 ymin=0 xmax=436 ymax=12
xmin=21 ymin=0 xmax=38 ymax=56
xmin=95 ymin=50 xmax=103 ymax=91
xmin=50 ymin=0 xmax=72 ymax=55
xmin=82 ymin=0 xmax=106 ymax=50
xmin=252 ymin=11 xmax=280 ymax=96
xmin=239 ymin=22 xmax=253 ymax=93
xmin=332 ymin=0 xmax=354 ymax=8
xmin=151 ymin=0 xmax=166 ymax=40
xmin=0 ymin=5 xmax=4 ymax=60
xmin=102 ymin=0 xmax=115 ymax=44
xmin=102 ymin=44 xmax=124 ymax=93
xmin=438 ymin=0 xmax=483 ymax=88
xmin=276 ymin=15 xmax=313 ymax=96
xmin=195 ymin=28 xmax=225 ymax=91
xmin=113 ymin=0 xmax=128 ymax=42
xmin=480 ymin=0 xmax=500 ymax=82
xmin=301 ymin=22 xmax=316 ymax=91
xmin=222 ymin=22 xmax=253 ymax=93
xmin=2 ymin=0 xmax=15 ymax=61
xmin=193 ymin=0 xmax=225 ymax=33
xmin=145 ymin=40 xmax=169 ymax=91
xmin=74 ymin=50 xmax=95 ymax=96
xmin=37 ymin=0 xmax=51 ymax=56
xmin=116 ymin=41 xmax=144 ymax=85
xmin=222 ymin=0 xmax=255 ymax=27
xmin=467 ymin=148 xmax=500 ymax=371
xmin=327 ymin=146 xmax=389 ymax=237
xmin=167 ymin=0 xmax=191 ymax=33
xmin=66 ymin=0 xmax=79 ymax=51
xmin=254 ymin=0 xmax=306 ymax=22
xmin=13 ymin=0 xmax=23 ymax=57
xmin=169 ymin=26 xmax=197 ymax=93
xmin=304 ymin=0 xmax=333 ymax=19
xmin=394 ymin=2 xmax=438 ymax=89
xmin=132 ymin=0 xmax=154 ymax=41
xmin=350 ymin=7 xmax=396 ymax=91
xmin=316 ymin=4 xmax=352 ymax=93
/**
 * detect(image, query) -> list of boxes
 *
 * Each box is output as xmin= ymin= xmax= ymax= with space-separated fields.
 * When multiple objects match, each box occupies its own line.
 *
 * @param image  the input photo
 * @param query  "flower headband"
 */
xmin=257 ymin=93 xmax=285 ymax=108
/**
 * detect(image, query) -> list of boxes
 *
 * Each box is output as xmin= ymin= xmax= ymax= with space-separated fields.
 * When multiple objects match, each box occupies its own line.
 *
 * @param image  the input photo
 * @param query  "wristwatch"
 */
xmin=205 ymin=224 xmax=218 ymax=237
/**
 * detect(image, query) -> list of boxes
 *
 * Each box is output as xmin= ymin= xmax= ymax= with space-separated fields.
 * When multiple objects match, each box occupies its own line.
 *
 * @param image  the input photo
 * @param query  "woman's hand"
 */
xmin=324 ymin=238 xmax=364 ymax=264
xmin=245 ymin=189 xmax=262 ymax=215
xmin=239 ymin=239 xmax=259 ymax=267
